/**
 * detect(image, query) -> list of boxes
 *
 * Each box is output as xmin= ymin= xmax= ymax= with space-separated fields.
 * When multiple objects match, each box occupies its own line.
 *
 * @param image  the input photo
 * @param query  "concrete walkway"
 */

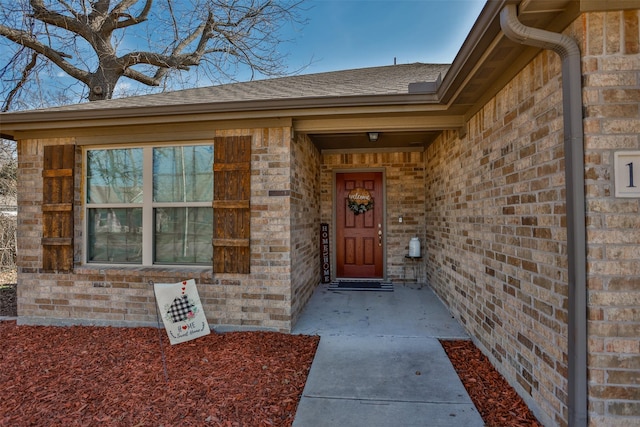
xmin=292 ymin=283 xmax=484 ymax=427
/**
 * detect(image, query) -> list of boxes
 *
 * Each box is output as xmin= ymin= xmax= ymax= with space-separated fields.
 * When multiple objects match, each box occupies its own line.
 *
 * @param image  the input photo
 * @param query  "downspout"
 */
xmin=500 ymin=4 xmax=587 ymax=427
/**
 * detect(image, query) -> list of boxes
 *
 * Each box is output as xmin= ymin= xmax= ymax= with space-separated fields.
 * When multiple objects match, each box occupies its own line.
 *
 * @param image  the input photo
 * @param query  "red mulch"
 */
xmin=441 ymin=340 xmax=543 ymax=427
xmin=0 ymin=319 xmax=543 ymax=427
xmin=0 ymin=321 xmax=319 ymax=427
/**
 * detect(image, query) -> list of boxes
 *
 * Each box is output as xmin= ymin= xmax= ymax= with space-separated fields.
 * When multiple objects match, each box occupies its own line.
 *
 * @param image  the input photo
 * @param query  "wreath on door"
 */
xmin=347 ymin=187 xmax=374 ymax=215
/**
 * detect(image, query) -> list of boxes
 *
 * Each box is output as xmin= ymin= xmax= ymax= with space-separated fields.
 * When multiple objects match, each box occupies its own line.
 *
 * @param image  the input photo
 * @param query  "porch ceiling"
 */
xmin=308 ymin=131 xmax=439 ymax=151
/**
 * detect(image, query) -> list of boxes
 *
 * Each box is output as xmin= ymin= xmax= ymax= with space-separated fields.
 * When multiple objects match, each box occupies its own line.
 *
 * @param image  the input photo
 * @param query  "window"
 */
xmin=86 ymin=144 xmax=214 ymax=265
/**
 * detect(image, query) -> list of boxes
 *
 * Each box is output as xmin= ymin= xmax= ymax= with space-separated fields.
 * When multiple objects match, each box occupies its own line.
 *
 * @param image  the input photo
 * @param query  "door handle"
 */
xmin=378 ymin=229 xmax=382 ymax=246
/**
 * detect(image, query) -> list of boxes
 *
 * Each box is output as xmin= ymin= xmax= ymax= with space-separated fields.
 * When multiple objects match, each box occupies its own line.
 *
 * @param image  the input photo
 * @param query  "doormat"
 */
xmin=328 ymin=281 xmax=393 ymax=292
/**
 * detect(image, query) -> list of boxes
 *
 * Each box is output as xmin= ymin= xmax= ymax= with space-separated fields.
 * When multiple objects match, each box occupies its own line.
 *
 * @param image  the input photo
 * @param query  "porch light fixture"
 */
xmin=367 ymin=132 xmax=380 ymax=142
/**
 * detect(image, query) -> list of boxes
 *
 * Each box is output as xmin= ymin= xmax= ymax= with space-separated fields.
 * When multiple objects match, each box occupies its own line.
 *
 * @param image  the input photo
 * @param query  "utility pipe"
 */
xmin=500 ymin=4 xmax=587 ymax=427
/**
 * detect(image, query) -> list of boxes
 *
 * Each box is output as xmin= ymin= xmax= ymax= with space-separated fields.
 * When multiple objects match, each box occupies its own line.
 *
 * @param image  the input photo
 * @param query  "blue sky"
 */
xmin=2 ymin=0 xmax=487 ymax=107
xmin=278 ymin=0 xmax=486 ymax=75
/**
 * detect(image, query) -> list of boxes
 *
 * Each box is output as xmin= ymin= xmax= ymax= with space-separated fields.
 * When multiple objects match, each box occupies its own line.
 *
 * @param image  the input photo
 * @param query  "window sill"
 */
xmin=76 ymin=264 xmax=213 ymax=276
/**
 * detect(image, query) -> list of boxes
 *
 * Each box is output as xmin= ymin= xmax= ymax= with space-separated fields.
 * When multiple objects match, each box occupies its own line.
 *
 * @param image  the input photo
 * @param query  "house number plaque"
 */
xmin=614 ymin=151 xmax=640 ymax=198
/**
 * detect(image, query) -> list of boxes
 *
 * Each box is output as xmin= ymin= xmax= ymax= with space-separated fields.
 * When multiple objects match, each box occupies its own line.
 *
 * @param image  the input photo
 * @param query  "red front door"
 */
xmin=335 ymin=172 xmax=384 ymax=279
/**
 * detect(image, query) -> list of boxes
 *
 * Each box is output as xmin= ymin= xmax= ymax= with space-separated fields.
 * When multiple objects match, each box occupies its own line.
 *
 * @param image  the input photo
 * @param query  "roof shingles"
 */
xmin=21 ymin=63 xmax=449 ymax=113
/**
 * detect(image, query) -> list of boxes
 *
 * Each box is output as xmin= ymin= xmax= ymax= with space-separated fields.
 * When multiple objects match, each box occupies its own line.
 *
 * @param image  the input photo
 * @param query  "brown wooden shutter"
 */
xmin=212 ymin=136 xmax=251 ymax=274
xmin=42 ymin=145 xmax=75 ymax=271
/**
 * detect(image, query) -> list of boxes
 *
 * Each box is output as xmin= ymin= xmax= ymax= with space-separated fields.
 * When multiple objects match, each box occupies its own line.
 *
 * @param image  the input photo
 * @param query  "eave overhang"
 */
xmin=1 ymin=92 xmax=442 ymax=131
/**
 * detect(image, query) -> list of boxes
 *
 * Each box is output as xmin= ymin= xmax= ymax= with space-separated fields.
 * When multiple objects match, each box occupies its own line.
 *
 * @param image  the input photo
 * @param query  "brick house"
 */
xmin=1 ymin=1 xmax=638 ymax=426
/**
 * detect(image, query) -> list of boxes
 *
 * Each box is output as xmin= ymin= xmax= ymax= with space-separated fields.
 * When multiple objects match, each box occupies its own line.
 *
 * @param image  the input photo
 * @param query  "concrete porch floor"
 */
xmin=291 ymin=283 xmax=484 ymax=427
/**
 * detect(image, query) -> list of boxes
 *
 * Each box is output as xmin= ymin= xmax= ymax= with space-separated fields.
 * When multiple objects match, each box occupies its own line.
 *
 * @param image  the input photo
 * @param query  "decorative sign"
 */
xmin=614 ymin=151 xmax=640 ymax=198
xmin=347 ymin=187 xmax=374 ymax=215
xmin=320 ymin=223 xmax=331 ymax=283
xmin=154 ymin=279 xmax=210 ymax=345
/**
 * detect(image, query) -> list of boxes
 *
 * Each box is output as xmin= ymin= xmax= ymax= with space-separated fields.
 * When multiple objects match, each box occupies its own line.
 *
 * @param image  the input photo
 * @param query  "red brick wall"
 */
xmin=290 ymin=133 xmax=322 ymax=326
xmin=581 ymin=9 xmax=640 ymax=426
xmin=17 ymin=127 xmax=300 ymax=332
xmin=425 ymin=10 xmax=640 ymax=427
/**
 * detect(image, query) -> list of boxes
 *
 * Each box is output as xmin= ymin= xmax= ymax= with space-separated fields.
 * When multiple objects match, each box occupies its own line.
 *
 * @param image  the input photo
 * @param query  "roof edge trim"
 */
xmin=438 ymin=0 xmax=514 ymax=103
xmin=0 ymin=92 xmax=442 ymax=131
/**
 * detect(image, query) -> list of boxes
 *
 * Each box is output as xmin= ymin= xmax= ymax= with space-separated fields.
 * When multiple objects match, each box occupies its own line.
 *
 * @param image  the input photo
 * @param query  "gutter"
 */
xmin=500 ymin=4 xmax=587 ymax=427
xmin=0 ymin=92 xmax=448 ymax=140
xmin=0 ymin=92 xmax=441 ymax=129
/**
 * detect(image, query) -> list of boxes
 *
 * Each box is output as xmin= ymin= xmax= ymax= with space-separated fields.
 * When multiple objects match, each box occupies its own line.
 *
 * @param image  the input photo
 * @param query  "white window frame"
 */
xmin=83 ymin=142 xmax=213 ymax=267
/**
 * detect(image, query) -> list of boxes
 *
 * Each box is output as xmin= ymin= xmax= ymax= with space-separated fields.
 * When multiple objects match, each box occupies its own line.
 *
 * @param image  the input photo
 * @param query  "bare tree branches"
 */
xmin=0 ymin=0 xmax=308 ymax=110
xmin=0 ymin=139 xmax=16 ymax=203
xmin=2 ymin=51 xmax=38 ymax=112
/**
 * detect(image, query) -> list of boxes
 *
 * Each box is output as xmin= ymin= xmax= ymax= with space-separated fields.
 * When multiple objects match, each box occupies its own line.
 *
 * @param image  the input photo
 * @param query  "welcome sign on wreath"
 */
xmin=348 ymin=187 xmax=374 ymax=215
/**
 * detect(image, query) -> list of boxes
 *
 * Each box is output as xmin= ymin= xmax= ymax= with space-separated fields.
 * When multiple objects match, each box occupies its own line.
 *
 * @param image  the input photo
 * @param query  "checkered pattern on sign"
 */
xmin=167 ymin=295 xmax=193 ymax=323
